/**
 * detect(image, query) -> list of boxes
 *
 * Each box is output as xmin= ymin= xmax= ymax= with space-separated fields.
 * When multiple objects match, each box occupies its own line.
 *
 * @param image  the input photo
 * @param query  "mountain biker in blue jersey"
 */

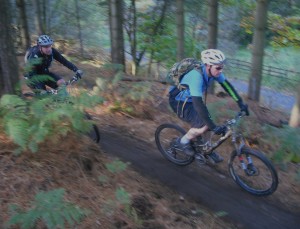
xmin=169 ymin=49 xmax=249 ymax=163
xmin=24 ymin=35 xmax=83 ymax=91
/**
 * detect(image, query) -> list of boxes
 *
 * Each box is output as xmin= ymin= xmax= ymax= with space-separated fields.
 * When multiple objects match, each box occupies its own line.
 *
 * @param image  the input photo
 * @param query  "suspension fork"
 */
xmin=232 ymin=133 xmax=248 ymax=170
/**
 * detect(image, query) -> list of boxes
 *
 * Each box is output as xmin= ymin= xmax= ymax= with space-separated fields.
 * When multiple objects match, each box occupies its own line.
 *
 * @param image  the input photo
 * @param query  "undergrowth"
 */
xmin=0 ymin=90 xmax=102 ymax=154
xmin=6 ymin=189 xmax=89 ymax=229
xmin=261 ymin=125 xmax=300 ymax=165
xmin=93 ymin=70 xmax=153 ymax=117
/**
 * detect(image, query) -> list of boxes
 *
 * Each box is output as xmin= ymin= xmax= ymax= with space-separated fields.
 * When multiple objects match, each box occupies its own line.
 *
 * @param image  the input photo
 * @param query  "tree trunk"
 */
xmin=34 ymin=0 xmax=44 ymax=34
xmin=248 ymin=0 xmax=269 ymax=101
xmin=289 ymin=85 xmax=300 ymax=127
xmin=16 ymin=0 xmax=31 ymax=49
xmin=75 ymin=0 xmax=84 ymax=56
xmin=134 ymin=1 xmax=169 ymax=70
xmin=147 ymin=50 xmax=154 ymax=78
xmin=42 ymin=0 xmax=47 ymax=32
xmin=176 ymin=0 xmax=184 ymax=61
xmin=207 ymin=0 xmax=218 ymax=49
xmin=0 ymin=0 xmax=20 ymax=96
xmin=109 ymin=0 xmax=125 ymax=71
xmin=207 ymin=0 xmax=219 ymax=94
xmin=124 ymin=0 xmax=137 ymax=75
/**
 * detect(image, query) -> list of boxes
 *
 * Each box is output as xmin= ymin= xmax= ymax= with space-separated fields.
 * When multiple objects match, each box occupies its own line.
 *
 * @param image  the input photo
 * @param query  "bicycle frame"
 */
xmin=193 ymin=112 xmax=246 ymax=155
xmin=155 ymin=111 xmax=279 ymax=195
xmin=23 ymin=75 xmax=80 ymax=98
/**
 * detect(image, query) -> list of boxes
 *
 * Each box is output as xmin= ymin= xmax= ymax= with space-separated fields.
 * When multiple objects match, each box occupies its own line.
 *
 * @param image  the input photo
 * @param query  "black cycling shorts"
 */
xmin=169 ymin=87 xmax=205 ymax=128
xmin=26 ymin=72 xmax=62 ymax=90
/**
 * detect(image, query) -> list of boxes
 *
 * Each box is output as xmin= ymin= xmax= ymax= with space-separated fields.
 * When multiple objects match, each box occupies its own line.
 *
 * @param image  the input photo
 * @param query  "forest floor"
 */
xmin=0 ymin=55 xmax=299 ymax=228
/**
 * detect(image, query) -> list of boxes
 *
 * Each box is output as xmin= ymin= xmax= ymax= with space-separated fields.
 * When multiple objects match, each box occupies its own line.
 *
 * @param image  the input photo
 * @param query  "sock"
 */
xmin=180 ymin=135 xmax=190 ymax=144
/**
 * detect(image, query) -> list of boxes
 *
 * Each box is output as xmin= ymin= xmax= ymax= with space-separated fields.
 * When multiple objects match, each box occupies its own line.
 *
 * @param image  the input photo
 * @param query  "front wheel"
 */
xmin=228 ymin=146 xmax=278 ymax=196
xmin=155 ymin=123 xmax=194 ymax=166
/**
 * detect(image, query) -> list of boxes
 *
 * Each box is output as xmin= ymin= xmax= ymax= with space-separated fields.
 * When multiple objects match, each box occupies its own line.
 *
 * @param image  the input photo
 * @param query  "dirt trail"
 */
xmin=99 ymin=129 xmax=300 ymax=229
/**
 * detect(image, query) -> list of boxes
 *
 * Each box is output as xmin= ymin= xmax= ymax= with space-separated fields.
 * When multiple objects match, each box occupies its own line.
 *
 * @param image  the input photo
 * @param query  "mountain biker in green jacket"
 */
xmin=24 ymin=35 xmax=83 ymax=91
xmin=169 ymin=49 xmax=249 ymax=163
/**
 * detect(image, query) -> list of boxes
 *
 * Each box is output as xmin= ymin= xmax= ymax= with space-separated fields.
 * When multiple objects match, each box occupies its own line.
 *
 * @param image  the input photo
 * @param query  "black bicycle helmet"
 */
xmin=37 ymin=35 xmax=53 ymax=46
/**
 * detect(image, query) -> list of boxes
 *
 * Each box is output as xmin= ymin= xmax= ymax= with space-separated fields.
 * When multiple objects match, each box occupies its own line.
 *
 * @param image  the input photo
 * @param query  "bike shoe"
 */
xmin=206 ymin=152 xmax=224 ymax=163
xmin=176 ymin=138 xmax=195 ymax=156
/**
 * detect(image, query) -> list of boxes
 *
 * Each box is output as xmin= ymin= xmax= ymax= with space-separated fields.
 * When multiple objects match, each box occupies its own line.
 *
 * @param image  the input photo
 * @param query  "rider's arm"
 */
xmin=192 ymin=96 xmax=216 ymax=130
xmin=219 ymin=79 xmax=244 ymax=106
xmin=52 ymin=48 xmax=78 ymax=72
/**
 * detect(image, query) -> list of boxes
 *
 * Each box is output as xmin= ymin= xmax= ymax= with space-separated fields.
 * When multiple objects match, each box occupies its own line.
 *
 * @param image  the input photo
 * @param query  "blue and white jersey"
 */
xmin=170 ymin=65 xmax=226 ymax=102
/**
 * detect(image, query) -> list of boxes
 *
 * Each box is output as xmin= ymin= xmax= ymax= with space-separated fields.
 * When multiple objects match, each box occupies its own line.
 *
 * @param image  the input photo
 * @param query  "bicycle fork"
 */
xmin=233 ymin=135 xmax=257 ymax=176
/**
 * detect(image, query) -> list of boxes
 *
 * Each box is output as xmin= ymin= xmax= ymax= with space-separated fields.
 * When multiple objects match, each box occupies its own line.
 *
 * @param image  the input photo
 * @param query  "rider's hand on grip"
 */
xmin=213 ymin=125 xmax=227 ymax=136
xmin=238 ymin=100 xmax=249 ymax=116
xmin=239 ymin=103 xmax=249 ymax=116
xmin=75 ymin=69 xmax=83 ymax=79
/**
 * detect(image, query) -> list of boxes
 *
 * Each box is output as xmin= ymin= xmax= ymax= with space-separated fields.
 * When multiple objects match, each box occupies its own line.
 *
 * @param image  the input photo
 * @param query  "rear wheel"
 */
xmin=228 ymin=146 xmax=278 ymax=196
xmin=155 ymin=123 xmax=194 ymax=166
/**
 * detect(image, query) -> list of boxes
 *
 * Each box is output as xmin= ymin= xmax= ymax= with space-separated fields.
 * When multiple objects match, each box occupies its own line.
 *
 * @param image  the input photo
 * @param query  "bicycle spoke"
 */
xmin=155 ymin=124 xmax=193 ymax=166
xmin=230 ymin=150 xmax=277 ymax=195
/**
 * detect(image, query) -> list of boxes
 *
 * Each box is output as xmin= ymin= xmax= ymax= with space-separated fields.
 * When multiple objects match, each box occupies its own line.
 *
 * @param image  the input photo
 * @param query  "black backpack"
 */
xmin=24 ymin=46 xmax=38 ymax=63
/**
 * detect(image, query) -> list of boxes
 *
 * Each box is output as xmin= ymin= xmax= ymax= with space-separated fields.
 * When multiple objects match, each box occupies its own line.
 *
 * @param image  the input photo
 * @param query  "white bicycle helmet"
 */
xmin=37 ymin=35 xmax=53 ymax=46
xmin=201 ymin=49 xmax=226 ymax=65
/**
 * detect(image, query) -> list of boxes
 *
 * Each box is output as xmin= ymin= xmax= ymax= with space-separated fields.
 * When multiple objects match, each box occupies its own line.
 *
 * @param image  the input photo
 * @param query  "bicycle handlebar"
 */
xmin=39 ymin=74 xmax=80 ymax=95
xmin=65 ymin=74 xmax=80 ymax=86
xmin=204 ymin=111 xmax=246 ymax=152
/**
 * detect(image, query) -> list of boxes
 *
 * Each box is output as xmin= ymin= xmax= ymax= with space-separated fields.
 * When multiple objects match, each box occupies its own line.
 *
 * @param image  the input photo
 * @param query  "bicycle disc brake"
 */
xmin=246 ymin=164 xmax=259 ymax=176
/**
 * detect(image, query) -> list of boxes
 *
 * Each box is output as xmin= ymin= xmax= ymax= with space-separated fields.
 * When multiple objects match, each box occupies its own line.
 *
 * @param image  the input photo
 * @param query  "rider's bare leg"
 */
xmin=183 ymin=125 xmax=208 ymax=142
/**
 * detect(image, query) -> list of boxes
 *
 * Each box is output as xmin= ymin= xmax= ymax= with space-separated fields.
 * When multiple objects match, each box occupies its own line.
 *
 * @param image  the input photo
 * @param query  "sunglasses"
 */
xmin=41 ymin=45 xmax=52 ymax=48
xmin=215 ymin=66 xmax=223 ymax=70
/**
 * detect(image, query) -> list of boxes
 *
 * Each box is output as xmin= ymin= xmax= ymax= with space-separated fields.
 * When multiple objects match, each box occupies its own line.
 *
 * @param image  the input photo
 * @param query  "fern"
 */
xmin=6 ymin=188 xmax=89 ymax=229
xmin=115 ymin=187 xmax=131 ymax=205
xmin=25 ymin=74 xmax=55 ymax=88
xmin=0 ymin=90 xmax=103 ymax=154
xmin=105 ymin=159 xmax=128 ymax=174
xmin=114 ymin=188 xmax=142 ymax=225
xmin=6 ymin=119 xmax=30 ymax=151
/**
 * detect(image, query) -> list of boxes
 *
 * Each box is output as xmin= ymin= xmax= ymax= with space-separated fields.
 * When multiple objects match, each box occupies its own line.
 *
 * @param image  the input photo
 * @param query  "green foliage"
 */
xmin=115 ymin=187 xmax=131 ymax=205
xmin=24 ymin=58 xmax=42 ymax=74
xmin=24 ymin=74 xmax=57 ymax=94
xmin=261 ymin=125 xmax=300 ymax=164
xmin=240 ymin=9 xmax=300 ymax=48
xmin=105 ymin=159 xmax=128 ymax=174
xmin=102 ymin=187 xmax=142 ymax=225
xmin=98 ymin=175 xmax=109 ymax=185
xmin=210 ymin=211 xmax=228 ymax=229
xmin=94 ymin=71 xmax=152 ymax=116
xmin=213 ymin=211 xmax=228 ymax=217
xmin=109 ymin=101 xmax=134 ymax=115
xmin=6 ymin=188 xmax=89 ymax=229
xmin=0 ymin=90 xmax=102 ymax=154
xmin=268 ymin=13 xmax=300 ymax=47
xmin=115 ymin=187 xmax=142 ymax=225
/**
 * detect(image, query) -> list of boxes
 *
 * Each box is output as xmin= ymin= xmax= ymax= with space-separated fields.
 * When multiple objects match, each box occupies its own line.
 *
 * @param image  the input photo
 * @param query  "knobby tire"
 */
xmin=155 ymin=123 xmax=194 ymax=166
xmin=228 ymin=146 xmax=278 ymax=196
